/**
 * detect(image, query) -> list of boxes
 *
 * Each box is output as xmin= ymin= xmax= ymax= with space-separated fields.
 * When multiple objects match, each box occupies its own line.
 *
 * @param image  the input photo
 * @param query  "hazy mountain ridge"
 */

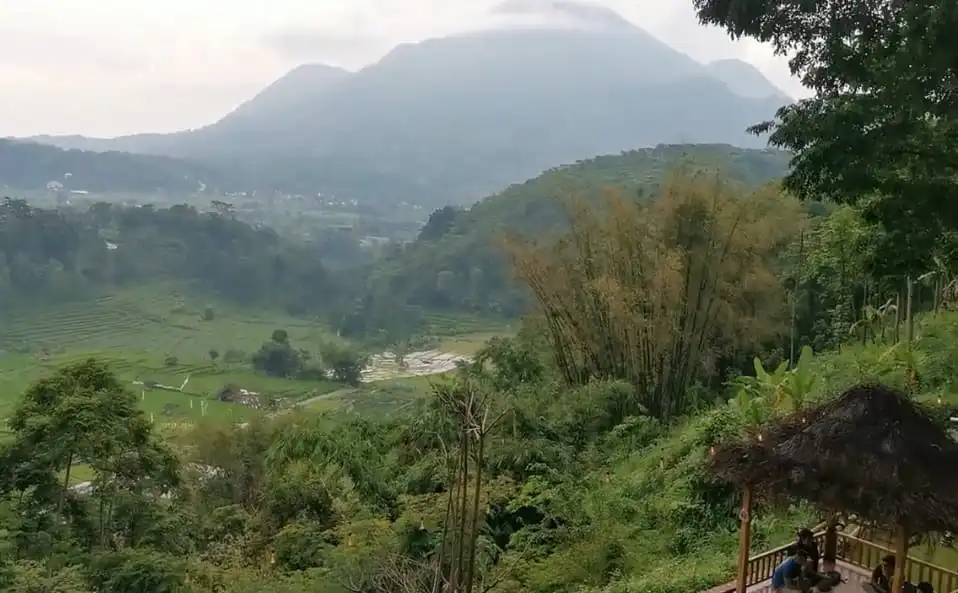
xmin=705 ymin=58 xmax=792 ymax=100
xmin=21 ymin=1 xmax=792 ymax=205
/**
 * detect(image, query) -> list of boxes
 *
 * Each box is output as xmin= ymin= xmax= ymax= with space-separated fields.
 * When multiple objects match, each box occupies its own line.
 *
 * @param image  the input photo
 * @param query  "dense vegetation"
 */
xmin=1 ymin=166 xmax=956 ymax=593
xmin=0 ymin=144 xmax=797 ymax=342
xmin=367 ymin=144 xmax=795 ymax=316
xmin=3 ymin=1 xmax=958 ymax=590
xmin=0 ymin=197 xmax=421 ymax=342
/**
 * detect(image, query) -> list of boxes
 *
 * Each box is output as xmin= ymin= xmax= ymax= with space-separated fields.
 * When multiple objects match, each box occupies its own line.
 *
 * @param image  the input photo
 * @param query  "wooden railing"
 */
xmin=836 ymin=533 xmax=958 ymax=593
xmin=704 ymin=531 xmax=958 ymax=593
xmin=706 ymin=532 xmax=829 ymax=593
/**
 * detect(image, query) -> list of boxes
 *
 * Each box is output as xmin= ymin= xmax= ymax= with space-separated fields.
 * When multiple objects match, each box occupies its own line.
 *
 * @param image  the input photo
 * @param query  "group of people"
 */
xmin=870 ymin=555 xmax=934 ymax=593
xmin=770 ymin=529 xmax=935 ymax=593
xmin=771 ymin=528 xmax=828 ymax=592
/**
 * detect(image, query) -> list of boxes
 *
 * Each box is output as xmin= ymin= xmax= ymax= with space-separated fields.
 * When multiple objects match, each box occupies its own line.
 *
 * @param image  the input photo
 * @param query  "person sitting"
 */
xmin=796 ymin=528 xmax=821 ymax=574
xmin=871 ymin=555 xmax=896 ymax=593
xmin=772 ymin=547 xmax=807 ymax=592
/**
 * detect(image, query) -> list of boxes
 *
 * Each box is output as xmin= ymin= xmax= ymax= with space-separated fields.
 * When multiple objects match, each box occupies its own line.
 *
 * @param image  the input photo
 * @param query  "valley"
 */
xmin=1 ymin=2 xmax=957 ymax=593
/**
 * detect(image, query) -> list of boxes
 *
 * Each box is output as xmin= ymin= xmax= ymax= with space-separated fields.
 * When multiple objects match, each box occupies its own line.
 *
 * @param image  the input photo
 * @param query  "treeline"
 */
xmin=0 ymin=139 xmax=212 ymax=194
xmin=0 ymin=197 xmax=417 ymax=341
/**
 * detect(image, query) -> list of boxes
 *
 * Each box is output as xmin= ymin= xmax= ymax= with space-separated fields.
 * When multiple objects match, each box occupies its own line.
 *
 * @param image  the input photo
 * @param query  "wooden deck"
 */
xmin=740 ymin=561 xmax=873 ymax=593
xmin=703 ymin=530 xmax=958 ymax=593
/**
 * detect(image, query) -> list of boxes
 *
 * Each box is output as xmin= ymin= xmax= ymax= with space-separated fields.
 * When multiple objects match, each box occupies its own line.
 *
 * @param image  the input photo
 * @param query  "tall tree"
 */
xmin=692 ymin=0 xmax=958 ymax=274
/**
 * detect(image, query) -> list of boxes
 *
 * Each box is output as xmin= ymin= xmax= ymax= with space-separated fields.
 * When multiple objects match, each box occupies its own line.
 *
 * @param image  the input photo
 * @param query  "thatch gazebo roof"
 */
xmin=710 ymin=383 xmax=958 ymax=535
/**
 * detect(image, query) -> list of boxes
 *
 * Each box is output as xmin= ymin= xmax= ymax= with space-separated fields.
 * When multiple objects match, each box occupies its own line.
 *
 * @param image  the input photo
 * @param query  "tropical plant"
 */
xmin=731 ymin=345 xmax=818 ymax=424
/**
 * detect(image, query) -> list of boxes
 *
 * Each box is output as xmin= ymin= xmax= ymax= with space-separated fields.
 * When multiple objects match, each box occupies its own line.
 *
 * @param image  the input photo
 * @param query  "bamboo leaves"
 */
xmin=508 ymin=171 xmax=804 ymax=421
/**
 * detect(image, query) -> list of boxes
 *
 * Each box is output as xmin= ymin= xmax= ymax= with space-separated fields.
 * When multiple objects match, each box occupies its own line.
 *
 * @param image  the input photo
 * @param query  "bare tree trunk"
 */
xmin=464 ymin=434 xmax=485 ymax=593
xmin=58 ymin=451 xmax=74 ymax=514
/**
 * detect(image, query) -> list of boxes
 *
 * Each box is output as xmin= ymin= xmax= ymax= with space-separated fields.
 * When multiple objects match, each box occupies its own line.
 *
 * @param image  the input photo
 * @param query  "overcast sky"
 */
xmin=0 ymin=0 xmax=806 ymax=138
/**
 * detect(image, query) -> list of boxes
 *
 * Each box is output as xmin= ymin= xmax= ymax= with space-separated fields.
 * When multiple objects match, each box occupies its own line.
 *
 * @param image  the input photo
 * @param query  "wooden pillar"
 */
xmin=736 ymin=485 xmax=753 ymax=593
xmin=891 ymin=524 xmax=909 ymax=593
xmin=823 ymin=513 xmax=838 ymax=571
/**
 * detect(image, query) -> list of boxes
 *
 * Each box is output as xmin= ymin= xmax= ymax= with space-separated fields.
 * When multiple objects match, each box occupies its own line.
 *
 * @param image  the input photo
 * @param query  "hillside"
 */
xmin=26 ymin=2 xmax=790 ymax=207
xmin=705 ymin=59 xmax=792 ymax=100
xmin=0 ymin=138 xmax=212 ymax=193
xmin=364 ymin=144 xmax=794 ymax=316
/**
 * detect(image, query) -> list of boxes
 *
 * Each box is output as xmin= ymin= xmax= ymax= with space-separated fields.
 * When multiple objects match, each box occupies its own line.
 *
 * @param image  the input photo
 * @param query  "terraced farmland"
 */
xmin=0 ymin=285 xmax=341 ymax=423
xmin=0 ymin=286 xmax=333 ymax=360
xmin=0 ymin=285 xmax=515 ymax=429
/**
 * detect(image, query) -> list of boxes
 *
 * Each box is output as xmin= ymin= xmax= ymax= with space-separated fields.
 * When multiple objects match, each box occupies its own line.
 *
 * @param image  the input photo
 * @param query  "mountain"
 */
xmin=26 ymin=1 xmax=791 ymax=207
xmin=705 ymin=59 xmax=792 ymax=100
xmin=222 ymin=64 xmax=351 ymax=125
xmin=0 ymin=138 xmax=212 ymax=194
xmin=365 ymin=144 xmax=795 ymax=316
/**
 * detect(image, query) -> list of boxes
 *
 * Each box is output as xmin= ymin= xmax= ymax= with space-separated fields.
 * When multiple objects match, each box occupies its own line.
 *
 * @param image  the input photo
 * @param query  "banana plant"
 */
xmin=731 ymin=346 xmax=819 ymax=425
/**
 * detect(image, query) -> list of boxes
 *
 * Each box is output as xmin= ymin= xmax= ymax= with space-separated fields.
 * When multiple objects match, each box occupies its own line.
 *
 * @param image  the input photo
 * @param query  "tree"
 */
xmin=0 ymin=359 xmax=180 ymax=552
xmin=321 ymin=343 xmax=369 ymax=387
xmin=508 ymin=172 xmax=804 ymax=420
xmin=419 ymin=206 xmax=459 ymax=241
xmin=692 ymin=0 xmax=958 ymax=275
xmin=271 ymin=329 xmax=289 ymax=345
xmin=252 ymin=339 xmax=302 ymax=378
xmin=209 ymin=349 xmax=220 ymax=365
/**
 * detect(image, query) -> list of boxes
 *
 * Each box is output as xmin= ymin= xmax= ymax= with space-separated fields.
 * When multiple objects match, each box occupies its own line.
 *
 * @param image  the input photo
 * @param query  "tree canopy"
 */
xmin=693 ymin=0 xmax=958 ymax=274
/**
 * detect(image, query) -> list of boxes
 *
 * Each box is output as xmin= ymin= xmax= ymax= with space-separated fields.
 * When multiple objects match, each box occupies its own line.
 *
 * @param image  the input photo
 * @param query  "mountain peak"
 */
xmin=489 ymin=0 xmax=635 ymax=31
xmin=225 ymin=63 xmax=351 ymax=122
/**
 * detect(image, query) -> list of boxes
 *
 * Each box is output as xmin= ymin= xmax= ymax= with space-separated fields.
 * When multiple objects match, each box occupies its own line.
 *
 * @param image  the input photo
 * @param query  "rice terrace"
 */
xmin=0 ymin=284 xmax=509 ymax=433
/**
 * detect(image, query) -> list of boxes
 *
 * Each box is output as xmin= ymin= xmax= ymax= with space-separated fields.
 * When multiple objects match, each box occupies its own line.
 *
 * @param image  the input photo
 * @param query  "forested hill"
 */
xmin=366 ymin=144 xmax=795 ymax=316
xmin=0 ymin=139 xmax=212 ymax=193
xmin=0 ymin=198 xmax=409 ymax=339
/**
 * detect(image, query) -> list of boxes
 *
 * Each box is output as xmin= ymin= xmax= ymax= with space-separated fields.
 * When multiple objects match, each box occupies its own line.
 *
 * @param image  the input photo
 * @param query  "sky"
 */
xmin=0 ymin=0 xmax=806 ymax=138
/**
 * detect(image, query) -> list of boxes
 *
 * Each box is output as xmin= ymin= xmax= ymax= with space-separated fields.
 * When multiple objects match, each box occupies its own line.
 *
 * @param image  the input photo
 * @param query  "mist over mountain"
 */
xmin=705 ymin=59 xmax=792 ymax=100
xmin=25 ymin=1 xmax=792 ymax=206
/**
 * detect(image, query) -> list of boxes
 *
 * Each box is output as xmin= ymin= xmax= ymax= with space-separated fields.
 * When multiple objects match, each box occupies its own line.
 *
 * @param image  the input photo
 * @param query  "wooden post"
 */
xmin=823 ymin=513 xmax=838 ymax=571
xmin=891 ymin=524 xmax=909 ymax=593
xmin=736 ymin=485 xmax=753 ymax=593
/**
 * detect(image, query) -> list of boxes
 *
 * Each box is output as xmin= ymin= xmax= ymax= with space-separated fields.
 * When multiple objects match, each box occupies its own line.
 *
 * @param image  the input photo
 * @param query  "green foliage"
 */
xmin=694 ymin=0 xmax=958 ymax=275
xmin=510 ymin=173 xmax=803 ymax=420
xmin=732 ymin=345 xmax=818 ymax=425
xmin=320 ymin=342 xmax=369 ymax=387
xmin=369 ymin=145 xmax=793 ymax=317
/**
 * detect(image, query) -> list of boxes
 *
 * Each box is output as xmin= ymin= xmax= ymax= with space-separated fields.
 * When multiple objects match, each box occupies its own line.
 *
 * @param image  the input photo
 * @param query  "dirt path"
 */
xmin=295 ymin=387 xmax=357 ymax=408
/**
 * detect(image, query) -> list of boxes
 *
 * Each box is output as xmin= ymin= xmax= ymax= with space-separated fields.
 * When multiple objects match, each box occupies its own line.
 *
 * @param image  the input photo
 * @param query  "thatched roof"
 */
xmin=710 ymin=383 xmax=958 ymax=534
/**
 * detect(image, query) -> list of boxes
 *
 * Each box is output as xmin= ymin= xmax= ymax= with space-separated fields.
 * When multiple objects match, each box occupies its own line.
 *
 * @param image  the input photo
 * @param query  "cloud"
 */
xmin=260 ymin=29 xmax=388 ymax=69
xmin=0 ymin=29 xmax=146 ymax=73
xmin=0 ymin=0 xmax=807 ymax=137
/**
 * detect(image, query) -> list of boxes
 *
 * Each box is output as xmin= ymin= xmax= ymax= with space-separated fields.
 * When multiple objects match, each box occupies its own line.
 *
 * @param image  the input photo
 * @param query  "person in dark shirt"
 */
xmin=871 ymin=555 xmax=896 ymax=593
xmin=796 ymin=528 xmax=821 ymax=573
